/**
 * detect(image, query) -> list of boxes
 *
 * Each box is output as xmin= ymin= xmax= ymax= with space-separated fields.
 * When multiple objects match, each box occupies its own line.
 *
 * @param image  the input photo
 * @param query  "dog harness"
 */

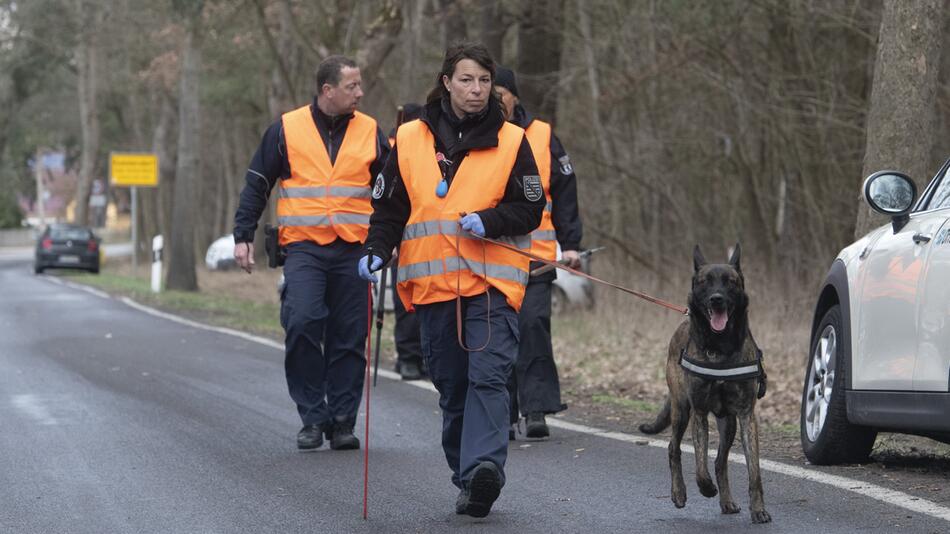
xmin=679 ymin=346 xmax=764 ymax=382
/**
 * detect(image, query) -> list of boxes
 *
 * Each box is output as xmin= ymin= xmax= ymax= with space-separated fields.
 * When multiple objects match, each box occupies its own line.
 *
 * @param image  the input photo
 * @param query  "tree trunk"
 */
xmin=480 ymin=1 xmax=505 ymax=62
xmin=439 ymin=0 xmax=468 ymax=47
xmin=855 ymin=0 xmax=944 ymax=237
xmin=517 ymin=0 xmax=564 ymax=122
xmin=73 ymin=0 xmax=101 ymax=227
xmin=166 ymin=10 xmax=202 ymax=291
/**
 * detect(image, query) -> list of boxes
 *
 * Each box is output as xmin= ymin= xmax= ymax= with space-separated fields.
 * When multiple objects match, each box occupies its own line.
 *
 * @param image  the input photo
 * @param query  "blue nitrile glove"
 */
xmin=459 ymin=213 xmax=485 ymax=237
xmin=358 ymin=255 xmax=383 ymax=283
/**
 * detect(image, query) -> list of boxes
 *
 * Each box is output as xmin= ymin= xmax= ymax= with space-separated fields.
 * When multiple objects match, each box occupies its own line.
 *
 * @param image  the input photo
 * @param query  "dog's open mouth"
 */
xmin=708 ymin=309 xmax=729 ymax=332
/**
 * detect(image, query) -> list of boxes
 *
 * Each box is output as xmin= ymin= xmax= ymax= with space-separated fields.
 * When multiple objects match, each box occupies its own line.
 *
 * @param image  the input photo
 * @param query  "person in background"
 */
xmin=233 ymin=55 xmax=390 ymax=451
xmin=387 ymin=103 xmax=427 ymax=381
xmin=495 ymin=66 xmax=583 ymax=440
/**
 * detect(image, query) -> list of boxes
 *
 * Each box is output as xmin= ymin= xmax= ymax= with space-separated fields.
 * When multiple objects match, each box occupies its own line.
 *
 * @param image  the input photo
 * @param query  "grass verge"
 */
xmin=62 ymin=270 xmax=284 ymax=339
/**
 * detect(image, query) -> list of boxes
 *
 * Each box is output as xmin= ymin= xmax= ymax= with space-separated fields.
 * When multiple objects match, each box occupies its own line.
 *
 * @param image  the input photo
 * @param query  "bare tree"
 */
xmin=73 ymin=0 xmax=102 ymax=226
xmin=166 ymin=0 xmax=204 ymax=291
xmin=855 ymin=0 xmax=945 ymax=237
xmin=517 ymin=0 xmax=564 ymax=122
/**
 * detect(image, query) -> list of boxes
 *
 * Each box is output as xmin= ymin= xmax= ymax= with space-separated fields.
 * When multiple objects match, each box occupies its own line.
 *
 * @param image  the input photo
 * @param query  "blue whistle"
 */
xmin=436 ymin=179 xmax=448 ymax=198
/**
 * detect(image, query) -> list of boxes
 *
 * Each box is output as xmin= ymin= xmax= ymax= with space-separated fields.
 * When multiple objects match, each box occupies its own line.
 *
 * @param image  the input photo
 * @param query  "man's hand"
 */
xmin=562 ymin=250 xmax=581 ymax=269
xmin=234 ymin=242 xmax=255 ymax=274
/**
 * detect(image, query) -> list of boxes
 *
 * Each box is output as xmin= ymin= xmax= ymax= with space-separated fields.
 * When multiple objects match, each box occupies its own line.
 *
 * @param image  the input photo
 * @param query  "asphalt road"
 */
xmin=1 ymin=256 xmax=948 ymax=533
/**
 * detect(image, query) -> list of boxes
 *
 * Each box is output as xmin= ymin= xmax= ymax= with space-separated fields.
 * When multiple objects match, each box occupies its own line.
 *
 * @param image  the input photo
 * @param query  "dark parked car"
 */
xmin=34 ymin=224 xmax=100 ymax=274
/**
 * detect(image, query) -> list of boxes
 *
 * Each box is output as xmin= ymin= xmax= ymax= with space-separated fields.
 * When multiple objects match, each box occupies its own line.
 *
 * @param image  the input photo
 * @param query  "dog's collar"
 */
xmin=679 ymin=346 xmax=763 ymax=381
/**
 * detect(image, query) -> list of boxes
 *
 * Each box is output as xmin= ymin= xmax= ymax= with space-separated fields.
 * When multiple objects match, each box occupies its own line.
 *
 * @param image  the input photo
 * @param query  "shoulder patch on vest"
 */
xmin=558 ymin=154 xmax=573 ymax=175
xmin=372 ymin=173 xmax=385 ymax=200
xmin=523 ymin=175 xmax=543 ymax=202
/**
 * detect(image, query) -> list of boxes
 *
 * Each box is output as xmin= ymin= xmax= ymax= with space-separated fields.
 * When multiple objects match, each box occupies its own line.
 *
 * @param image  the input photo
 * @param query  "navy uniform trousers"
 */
xmin=280 ymin=239 xmax=368 ymax=427
xmin=415 ymin=287 xmax=519 ymax=489
xmin=508 ymin=277 xmax=567 ymax=423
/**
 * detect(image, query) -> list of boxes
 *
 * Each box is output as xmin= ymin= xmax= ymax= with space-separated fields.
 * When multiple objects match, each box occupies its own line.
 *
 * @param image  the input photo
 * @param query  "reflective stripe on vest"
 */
xmin=402 ymin=219 xmax=531 ymax=250
xmin=397 ymin=257 xmax=530 ymax=286
xmin=524 ymin=120 xmax=556 ymax=261
xmin=394 ymin=118 xmax=530 ymax=312
xmin=277 ymin=106 xmax=377 ymax=246
xmin=278 ymin=186 xmax=372 ymax=199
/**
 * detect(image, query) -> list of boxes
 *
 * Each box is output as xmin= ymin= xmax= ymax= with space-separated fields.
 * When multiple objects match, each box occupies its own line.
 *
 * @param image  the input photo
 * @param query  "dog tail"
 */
xmin=638 ymin=397 xmax=671 ymax=434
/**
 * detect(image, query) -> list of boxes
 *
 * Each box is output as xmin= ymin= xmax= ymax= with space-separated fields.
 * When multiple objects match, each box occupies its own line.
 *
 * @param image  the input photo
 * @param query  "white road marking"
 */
xmin=43 ymin=275 xmax=111 ymax=299
xmin=49 ymin=277 xmax=950 ymax=524
xmin=12 ymin=394 xmax=57 ymax=425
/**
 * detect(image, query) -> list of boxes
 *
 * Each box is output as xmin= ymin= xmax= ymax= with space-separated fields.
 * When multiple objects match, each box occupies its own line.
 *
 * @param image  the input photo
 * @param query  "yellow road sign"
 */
xmin=110 ymin=153 xmax=158 ymax=187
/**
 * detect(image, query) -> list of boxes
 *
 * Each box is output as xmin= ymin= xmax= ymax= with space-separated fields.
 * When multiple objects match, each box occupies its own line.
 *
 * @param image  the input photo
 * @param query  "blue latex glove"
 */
xmin=459 ymin=213 xmax=485 ymax=237
xmin=358 ymin=255 xmax=383 ymax=283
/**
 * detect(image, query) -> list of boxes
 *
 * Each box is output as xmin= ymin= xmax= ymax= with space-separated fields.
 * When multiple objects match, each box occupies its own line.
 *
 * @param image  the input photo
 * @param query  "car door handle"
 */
xmin=913 ymin=233 xmax=932 ymax=244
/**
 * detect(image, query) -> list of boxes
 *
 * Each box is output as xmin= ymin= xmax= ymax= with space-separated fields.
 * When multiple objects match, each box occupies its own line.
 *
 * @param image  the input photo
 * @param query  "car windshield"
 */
xmin=50 ymin=228 xmax=91 ymax=240
xmin=924 ymin=165 xmax=950 ymax=211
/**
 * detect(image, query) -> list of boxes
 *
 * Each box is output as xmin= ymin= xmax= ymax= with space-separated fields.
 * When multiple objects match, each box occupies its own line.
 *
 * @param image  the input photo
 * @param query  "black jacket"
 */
xmin=510 ymin=104 xmax=583 ymax=252
xmin=364 ymin=97 xmax=544 ymax=265
xmin=232 ymin=99 xmax=391 ymax=243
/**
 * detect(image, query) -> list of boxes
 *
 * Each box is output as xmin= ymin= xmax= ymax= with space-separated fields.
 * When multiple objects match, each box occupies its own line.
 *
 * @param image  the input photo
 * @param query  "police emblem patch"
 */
xmin=372 ymin=173 xmax=385 ymax=199
xmin=558 ymin=154 xmax=573 ymax=175
xmin=523 ymin=175 xmax=543 ymax=202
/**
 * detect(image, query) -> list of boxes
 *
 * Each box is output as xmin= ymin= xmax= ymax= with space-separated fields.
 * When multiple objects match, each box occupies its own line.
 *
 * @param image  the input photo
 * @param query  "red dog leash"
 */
xmin=363 ymin=282 xmax=373 ymax=519
xmin=473 ymin=234 xmax=688 ymax=315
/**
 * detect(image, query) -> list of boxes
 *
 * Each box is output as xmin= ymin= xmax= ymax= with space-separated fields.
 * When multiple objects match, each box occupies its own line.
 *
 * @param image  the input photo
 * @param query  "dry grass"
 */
xmin=552 ymin=256 xmax=813 ymax=427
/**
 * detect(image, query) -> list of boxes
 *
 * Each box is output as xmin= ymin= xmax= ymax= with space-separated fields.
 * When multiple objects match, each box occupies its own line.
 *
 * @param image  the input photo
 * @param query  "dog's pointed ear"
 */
xmin=729 ymin=242 xmax=741 ymax=272
xmin=693 ymin=244 xmax=706 ymax=272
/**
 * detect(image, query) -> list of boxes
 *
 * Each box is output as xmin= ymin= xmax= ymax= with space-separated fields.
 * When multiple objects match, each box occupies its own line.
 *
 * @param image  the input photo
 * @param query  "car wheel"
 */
xmin=551 ymin=285 xmax=568 ymax=315
xmin=800 ymin=304 xmax=876 ymax=464
xmin=34 ymin=265 xmax=44 ymax=275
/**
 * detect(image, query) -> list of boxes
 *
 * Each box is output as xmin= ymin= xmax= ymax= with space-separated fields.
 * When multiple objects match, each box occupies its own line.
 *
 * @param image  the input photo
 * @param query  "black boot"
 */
xmin=329 ymin=418 xmax=360 ymax=450
xmin=463 ymin=461 xmax=502 ymax=518
xmin=455 ymin=488 xmax=470 ymax=515
xmin=296 ymin=424 xmax=324 ymax=450
xmin=525 ymin=412 xmax=550 ymax=439
xmin=396 ymin=360 xmax=424 ymax=380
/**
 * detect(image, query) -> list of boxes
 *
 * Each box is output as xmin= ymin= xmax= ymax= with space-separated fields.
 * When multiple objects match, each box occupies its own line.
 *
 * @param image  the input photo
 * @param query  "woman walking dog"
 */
xmin=358 ymin=42 xmax=543 ymax=517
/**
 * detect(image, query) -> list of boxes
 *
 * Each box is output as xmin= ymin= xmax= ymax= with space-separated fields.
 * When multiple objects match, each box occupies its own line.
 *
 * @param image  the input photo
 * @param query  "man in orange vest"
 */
xmin=495 ymin=67 xmax=583 ymax=440
xmin=359 ymin=43 xmax=544 ymax=517
xmin=232 ymin=55 xmax=390 ymax=451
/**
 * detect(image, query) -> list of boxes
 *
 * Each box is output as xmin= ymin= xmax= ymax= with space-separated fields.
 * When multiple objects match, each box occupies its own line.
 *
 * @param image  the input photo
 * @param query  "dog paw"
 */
xmin=697 ymin=478 xmax=718 ymax=498
xmin=671 ymin=490 xmax=687 ymax=508
xmin=751 ymin=510 xmax=772 ymax=523
xmin=720 ymin=501 xmax=740 ymax=514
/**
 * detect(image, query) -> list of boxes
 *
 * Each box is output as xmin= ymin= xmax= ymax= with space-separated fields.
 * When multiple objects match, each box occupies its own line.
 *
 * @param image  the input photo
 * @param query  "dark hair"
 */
xmin=316 ymin=55 xmax=358 ymax=92
xmin=426 ymin=42 xmax=498 ymax=105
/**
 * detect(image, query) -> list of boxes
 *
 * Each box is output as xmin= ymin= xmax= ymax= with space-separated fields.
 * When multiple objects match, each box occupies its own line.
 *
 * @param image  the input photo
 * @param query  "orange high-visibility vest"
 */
xmin=277 ymin=106 xmax=377 ymax=246
xmin=524 ymin=120 xmax=556 ymax=262
xmin=394 ymin=119 xmax=532 ymax=312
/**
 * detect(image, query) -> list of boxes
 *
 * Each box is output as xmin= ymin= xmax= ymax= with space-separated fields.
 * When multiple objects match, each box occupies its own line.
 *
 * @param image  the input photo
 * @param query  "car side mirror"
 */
xmin=862 ymin=171 xmax=917 ymax=232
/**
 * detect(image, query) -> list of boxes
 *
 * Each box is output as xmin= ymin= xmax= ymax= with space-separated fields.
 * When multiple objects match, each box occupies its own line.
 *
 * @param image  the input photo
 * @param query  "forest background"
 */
xmin=1 ymin=0 xmax=947 ymax=425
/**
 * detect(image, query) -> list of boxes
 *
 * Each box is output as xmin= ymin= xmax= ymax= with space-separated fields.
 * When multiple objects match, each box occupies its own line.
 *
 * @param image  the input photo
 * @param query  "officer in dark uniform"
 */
xmin=233 ymin=55 xmax=390 ymax=451
xmin=387 ymin=103 xmax=426 ymax=381
xmin=495 ymin=67 xmax=583 ymax=440
xmin=358 ymin=43 xmax=543 ymax=518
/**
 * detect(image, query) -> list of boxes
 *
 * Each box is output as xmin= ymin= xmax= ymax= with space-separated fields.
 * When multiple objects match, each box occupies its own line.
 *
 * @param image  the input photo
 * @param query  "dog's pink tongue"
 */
xmin=710 ymin=311 xmax=728 ymax=332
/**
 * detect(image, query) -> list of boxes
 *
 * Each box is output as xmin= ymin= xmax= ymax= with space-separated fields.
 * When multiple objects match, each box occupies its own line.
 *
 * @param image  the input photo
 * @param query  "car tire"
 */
xmin=34 ymin=265 xmax=44 ymax=275
xmin=800 ymin=304 xmax=876 ymax=465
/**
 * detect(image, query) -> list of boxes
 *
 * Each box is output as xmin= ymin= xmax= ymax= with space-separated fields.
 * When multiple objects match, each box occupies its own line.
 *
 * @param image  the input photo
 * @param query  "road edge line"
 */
xmin=50 ymin=277 xmax=950 ymax=524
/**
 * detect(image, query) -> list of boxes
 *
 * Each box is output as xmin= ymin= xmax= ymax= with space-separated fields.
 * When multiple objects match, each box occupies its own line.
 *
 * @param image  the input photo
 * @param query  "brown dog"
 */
xmin=639 ymin=244 xmax=771 ymax=523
